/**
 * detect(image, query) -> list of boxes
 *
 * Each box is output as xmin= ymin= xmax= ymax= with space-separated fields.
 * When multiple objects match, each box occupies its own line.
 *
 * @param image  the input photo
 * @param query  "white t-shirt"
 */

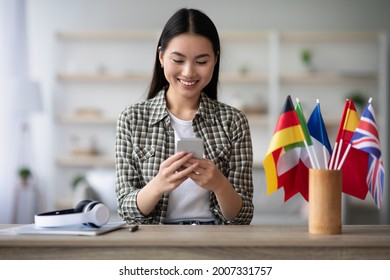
xmin=165 ymin=111 xmax=214 ymax=222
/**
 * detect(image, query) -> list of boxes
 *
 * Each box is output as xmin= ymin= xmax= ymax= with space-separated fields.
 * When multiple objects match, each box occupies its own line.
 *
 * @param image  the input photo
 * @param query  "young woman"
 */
xmin=115 ymin=8 xmax=254 ymax=225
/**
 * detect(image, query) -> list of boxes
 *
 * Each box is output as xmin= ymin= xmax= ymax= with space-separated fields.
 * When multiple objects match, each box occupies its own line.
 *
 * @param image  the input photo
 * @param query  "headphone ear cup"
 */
xmin=74 ymin=199 xmax=93 ymax=213
xmin=83 ymin=201 xmax=110 ymax=228
xmin=83 ymin=201 xmax=99 ymax=228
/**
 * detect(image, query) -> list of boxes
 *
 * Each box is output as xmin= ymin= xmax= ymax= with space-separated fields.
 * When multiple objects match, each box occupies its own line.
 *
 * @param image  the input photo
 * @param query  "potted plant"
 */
xmin=18 ymin=166 xmax=32 ymax=187
xmin=15 ymin=167 xmax=37 ymax=223
xmin=300 ymin=48 xmax=314 ymax=72
xmin=71 ymin=174 xmax=86 ymax=191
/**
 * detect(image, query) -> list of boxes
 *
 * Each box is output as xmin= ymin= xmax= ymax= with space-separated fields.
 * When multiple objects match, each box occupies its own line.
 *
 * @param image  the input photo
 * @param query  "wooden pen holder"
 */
xmin=309 ymin=169 xmax=342 ymax=235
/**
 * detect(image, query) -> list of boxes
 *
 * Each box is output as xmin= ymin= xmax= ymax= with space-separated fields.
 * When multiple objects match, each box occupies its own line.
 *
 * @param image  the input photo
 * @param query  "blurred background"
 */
xmin=0 ymin=0 xmax=389 ymax=225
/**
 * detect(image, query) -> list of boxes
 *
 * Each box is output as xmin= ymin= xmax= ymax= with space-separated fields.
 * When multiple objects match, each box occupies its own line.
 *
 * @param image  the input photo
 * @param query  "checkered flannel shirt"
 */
xmin=115 ymin=90 xmax=254 ymax=224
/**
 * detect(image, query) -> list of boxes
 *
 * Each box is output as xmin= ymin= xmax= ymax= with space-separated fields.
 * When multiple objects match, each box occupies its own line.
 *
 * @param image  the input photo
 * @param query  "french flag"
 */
xmin=307 ymin=101 xmax=332 ymax=169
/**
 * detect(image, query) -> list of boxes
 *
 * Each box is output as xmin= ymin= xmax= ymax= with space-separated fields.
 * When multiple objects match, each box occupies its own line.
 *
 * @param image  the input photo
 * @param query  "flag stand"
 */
xmin=309 ymin=169 xmax=342 ymax=234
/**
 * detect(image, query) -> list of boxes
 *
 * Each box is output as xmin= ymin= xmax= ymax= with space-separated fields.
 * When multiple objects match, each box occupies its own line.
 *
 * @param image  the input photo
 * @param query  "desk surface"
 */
xmin=1 ymin=224 xmax=390 ymax=259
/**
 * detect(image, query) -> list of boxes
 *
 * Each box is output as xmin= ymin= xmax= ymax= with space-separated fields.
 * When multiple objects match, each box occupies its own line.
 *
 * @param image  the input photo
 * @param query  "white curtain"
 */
xmin=0 ymin=0 xmax=31 ymax=223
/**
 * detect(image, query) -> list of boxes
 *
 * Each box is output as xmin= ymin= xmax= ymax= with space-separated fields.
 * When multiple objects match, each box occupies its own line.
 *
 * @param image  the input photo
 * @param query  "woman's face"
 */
xmin=159 ymin=33 xmax=217 ymax=100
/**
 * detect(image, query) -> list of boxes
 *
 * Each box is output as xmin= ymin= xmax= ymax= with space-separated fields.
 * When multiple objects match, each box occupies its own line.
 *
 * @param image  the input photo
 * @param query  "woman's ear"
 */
xmin=214 ymin=51 xmax=219 ymax=66
xmin=158 ymin=46 xmax=164 ymax=68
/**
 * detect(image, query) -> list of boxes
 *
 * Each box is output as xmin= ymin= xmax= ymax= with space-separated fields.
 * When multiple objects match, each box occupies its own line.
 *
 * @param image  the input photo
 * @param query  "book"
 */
xmin=0 ymin=221 xmax=126 ymax=236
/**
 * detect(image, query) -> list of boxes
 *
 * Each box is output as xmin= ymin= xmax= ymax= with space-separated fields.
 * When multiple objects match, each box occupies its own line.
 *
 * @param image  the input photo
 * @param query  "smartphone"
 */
xmin=176 ymin=138 xmax=204 ymax=159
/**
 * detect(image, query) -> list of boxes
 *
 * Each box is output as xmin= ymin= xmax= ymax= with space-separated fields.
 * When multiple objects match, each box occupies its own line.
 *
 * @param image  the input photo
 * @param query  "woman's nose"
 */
xmin=181 ymin=62 xmax=195 ymax=77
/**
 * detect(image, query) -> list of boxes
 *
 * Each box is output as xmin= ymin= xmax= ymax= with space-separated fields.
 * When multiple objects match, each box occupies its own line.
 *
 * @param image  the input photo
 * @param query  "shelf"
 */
xmin=220 ymin=31 xmax=268 ymax=41
xmin=57 ymin=30 xmax=268 ymax=42
xmin=58 ymin=115 xmax=117 ymax=125
xmin=58 ymin=114 xmax=270 ymax=126
xmin=280 ymin=32 xmax=379 ymax=43
xmin=57 ymin=72 xmax=377 ymax=85
xmin=57 ymin=155 xmax=115 ymax=167
xmin=57 ymin=30 xmax=160 ymax=40
xmin=280 ymin=73 xmax=378 ymax=84
xmin=246 ymin=114 xmax=268 ymax=125
xmin=220 ymin=73 xmax=268 ymax=83
xmin=57 ymin=73 xmax=150 ymax=82
xmin=253 ymin=160 xmax=264 ymax=169
xmin=57 ymin=73 xmax=268 ymax=84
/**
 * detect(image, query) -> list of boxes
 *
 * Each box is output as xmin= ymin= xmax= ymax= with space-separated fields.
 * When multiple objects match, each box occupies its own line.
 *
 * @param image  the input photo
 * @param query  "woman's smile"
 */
xmin=178 ymin=79 xmax=198 ymax=87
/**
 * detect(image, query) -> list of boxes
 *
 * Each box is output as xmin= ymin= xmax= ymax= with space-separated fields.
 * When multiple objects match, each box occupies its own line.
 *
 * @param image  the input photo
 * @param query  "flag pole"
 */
xmin=328 ymin=142 xmax=338 ymax=169
xmin=333 ymin=139 xmax=344 ymax=169
xmin=333 ymin=99 xmax=353 ymax=169
xmin=337 ymin=143 xmax=351 ymax=170
xmin=302 ymin=137 xmax=316 ymax=169
xmin=323 ymin=147 xmax=329 ymax=170
xmin=311 ymin=144 xmax=321 ymax=169
xmin=328 ymin=99 xmax=349 ymax=170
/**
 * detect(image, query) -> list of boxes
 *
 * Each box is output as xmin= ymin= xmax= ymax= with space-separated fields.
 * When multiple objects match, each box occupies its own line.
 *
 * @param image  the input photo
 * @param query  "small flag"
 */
xmin=263 ymin=95 xmax=306 ymax=197
xmin=295 ymin=99 xmax=312 ymax=146
xmin=295 ymin=99 xmax=318 ymax=169
xmin=329 ymin=99 xmax=359 ymax=169
xmin=292 ymin=99 xmax=320 ymax=201
xmin=307 ymin=101 xmax=332 ymax=169
xmin=335 ymin=99 xmax=369 ymax=199
xmin=340 ymin=146 xmax=369 ymax=199
xmin=341 ymin=99 xmax=360 ymax=142
xmin=351 ymin=101 xmax=384 ymax=208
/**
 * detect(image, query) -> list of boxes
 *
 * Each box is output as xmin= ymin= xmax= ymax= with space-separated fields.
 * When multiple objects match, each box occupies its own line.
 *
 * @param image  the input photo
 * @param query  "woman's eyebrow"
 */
xmin=170 ymin=51 xmax=211 ymax=59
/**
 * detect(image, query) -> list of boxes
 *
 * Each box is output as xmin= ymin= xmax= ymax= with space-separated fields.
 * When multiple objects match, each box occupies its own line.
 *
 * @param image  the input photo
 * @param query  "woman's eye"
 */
xmin=172 ymin=59 xmax=184 ymax=64
xmin=196 ymin=61 xmax=208 ymax=65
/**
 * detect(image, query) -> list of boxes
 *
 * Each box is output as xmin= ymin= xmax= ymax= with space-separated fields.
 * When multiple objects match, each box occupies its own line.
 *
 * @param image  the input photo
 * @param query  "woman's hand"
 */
xmin=154 ymin=151 xmax=199 ymax=194
xmin=185 ymin=158 xmax=226 ymax=193
xmin=136 ymin=151 xmax=199 ymax=216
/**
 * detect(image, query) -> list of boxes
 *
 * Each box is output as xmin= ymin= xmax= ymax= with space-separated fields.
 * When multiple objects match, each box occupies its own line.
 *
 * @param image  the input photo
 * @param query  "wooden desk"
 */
xmin=1 ymin=225 xmax=389 ymax=260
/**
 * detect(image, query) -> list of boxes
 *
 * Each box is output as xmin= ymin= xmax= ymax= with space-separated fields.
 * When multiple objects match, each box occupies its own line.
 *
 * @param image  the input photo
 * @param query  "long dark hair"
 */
xmin=147 ymin=8 xmax=220 ymax=100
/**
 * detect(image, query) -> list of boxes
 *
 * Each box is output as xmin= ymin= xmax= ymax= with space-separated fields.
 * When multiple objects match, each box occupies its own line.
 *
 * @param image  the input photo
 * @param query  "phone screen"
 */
xmin=176 ymin=138 xmax=204 ymax=159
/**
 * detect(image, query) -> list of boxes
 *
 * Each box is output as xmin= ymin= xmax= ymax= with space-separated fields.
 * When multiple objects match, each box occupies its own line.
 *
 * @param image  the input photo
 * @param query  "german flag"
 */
xmin=263 ymin=95 xmax=305 ymax=196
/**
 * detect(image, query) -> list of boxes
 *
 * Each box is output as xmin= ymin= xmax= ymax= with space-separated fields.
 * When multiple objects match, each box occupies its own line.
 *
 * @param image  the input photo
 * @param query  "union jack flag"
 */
xmin=351 ymin=102 xmax=385 ymax=208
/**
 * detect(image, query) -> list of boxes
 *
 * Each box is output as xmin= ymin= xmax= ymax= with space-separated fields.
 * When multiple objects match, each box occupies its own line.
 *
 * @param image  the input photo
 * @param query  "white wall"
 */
xmin=25 ymin=0 xmax=390 ymax=222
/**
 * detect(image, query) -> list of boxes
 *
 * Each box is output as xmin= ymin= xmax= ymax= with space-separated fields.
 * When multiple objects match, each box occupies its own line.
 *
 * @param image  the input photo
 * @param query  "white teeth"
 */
xmin=180 ymin=80 xmax=196 ymax=86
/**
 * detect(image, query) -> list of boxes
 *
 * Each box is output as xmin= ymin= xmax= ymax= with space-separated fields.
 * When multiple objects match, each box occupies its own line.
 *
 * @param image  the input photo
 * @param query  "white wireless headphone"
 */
xmin=34 ymin=200 xmax=110 ymax=228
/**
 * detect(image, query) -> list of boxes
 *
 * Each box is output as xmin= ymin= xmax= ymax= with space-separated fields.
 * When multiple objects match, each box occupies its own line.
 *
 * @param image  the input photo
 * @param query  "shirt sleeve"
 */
xmin=222 ymin=111 xmax=254 ymax=225
xmin=115 ymin=110 xmax=152 ymax=224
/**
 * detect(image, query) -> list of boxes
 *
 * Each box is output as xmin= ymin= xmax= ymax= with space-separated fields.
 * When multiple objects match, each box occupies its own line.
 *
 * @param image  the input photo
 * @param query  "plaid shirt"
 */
xmin=115 ymin=90 xmax=254 ymax=225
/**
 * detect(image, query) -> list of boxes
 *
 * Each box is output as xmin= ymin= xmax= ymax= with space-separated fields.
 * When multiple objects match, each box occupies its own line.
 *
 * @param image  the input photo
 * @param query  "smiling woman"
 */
xmin=115 ymin=8 xmax=254 ymax=225
xmin=160 ymin=33 xmax=217 ymax=119
xmin=148 ymin=8 xmax=221 ymax=101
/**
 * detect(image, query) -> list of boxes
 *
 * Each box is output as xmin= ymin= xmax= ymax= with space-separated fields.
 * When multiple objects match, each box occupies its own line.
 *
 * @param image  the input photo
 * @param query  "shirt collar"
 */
xmin=149 ymin=90 xmax=169 ymax=125
xmin=148 ymin=90 xmax=217 ymax=125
